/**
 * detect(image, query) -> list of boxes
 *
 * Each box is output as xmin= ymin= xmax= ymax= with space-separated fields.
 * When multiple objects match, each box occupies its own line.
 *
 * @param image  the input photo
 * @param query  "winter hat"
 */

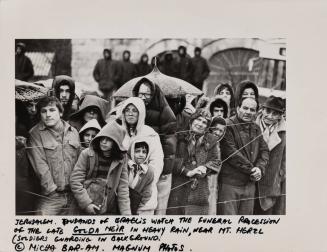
xmin=262 ymin=96 xmax=285 ymax=113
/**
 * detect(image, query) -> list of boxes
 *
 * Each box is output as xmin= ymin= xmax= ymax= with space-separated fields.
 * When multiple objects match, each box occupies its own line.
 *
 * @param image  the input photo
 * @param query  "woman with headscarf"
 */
xmin=234 ymin=80 xmax=259 ymax=108
xmin=167 ymin=109 xmax=221 ymax=215
xmin=119 ymin=97 xmax=164 ymax=215
xmin=213 ymin=82 xmax=236 ymax=117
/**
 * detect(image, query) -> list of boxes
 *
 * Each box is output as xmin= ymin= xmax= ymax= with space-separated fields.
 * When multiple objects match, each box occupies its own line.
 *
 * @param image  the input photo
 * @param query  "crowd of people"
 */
xmin=15 ymin=45 xmax=286 ymax=216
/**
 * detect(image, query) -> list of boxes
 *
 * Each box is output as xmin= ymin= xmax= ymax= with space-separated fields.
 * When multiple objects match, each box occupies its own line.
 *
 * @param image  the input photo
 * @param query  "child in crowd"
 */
xmin=127 ymin=140 xmax=154 ymax=215
xmin=78 ymin=119 xmax=101 ymax=150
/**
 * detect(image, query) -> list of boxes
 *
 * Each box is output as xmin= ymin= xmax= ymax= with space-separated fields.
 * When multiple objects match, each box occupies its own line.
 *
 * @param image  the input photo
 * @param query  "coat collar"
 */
xmin=38 ymin=120 xmax=73 ymax=132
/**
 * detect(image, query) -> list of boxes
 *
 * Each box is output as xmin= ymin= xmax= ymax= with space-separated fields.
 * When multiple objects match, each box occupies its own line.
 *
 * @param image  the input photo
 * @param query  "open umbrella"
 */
xmin=113 ymin=63 xmax=203 ymax=99
xmin=15 ymin=79 xmax=48 ymax=102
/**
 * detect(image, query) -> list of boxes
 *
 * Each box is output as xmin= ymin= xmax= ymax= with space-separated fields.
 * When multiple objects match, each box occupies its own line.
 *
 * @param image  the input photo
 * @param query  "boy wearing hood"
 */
xmin=70 ymin=120 xmax=131 ymax=215
xmin=133 ymin=79 xmax=176 ymax=215
xmin=52 ymin=75 xmax=76 ymax=121
xmin=79 ymin=118 xmax=102 ymax=150
xmin=69 ymin=95 xmax=110 ymax=131
xmin=119 ymin=97 xmax=164 ymax=215
xmin=127 ymin=139 xmax=154 ymax=214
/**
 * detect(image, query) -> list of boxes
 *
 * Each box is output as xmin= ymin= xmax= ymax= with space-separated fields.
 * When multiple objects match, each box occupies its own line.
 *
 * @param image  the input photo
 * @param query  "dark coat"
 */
xmin=167 ymin=132 xmax=221 ymax=215
xmin=93 ymin=58 xmax=122 ymax=92
xmin=132 ymin=78 xmax=177 ymax=160
xmin=136 ymin=54 xmax=152 ymax=77
xmin=120 ymin=60 xmax=138 ymax=86
xmin=191 ymin=56 xmax=210 ymax=90
xmin=52 ymin=75 xmax=76 ymax=120
xmin=256 ymin=115 xmax=286 ymax=212
xmin=176 ymin=56 xmax=193 ymax=82
xmin=69 ymin=95 xmax=109 ymax=131
xmin=219 ymin=115 xmax=269 ymax=186
xmin=15 ymin=53 xmax=34 ymax=81
xmin=70 ymin=120 xmax=131 ymax=215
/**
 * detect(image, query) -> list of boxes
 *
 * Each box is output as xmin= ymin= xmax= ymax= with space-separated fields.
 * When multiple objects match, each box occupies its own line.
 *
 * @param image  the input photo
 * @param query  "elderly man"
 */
xmin=218 ymin=97 xmax=269 ymax=215
xmin=255 ymin=96 xmax=286 ymax=215
xmin=27 ymin=96 xmax=80 ymax=215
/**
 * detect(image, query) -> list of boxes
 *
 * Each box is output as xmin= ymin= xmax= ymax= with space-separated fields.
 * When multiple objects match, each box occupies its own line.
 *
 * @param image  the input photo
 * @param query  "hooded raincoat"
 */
xmin=119 ymin=97 xmax=164 ymax=214
xmin=69 ymin=95 xmax=109 ymax=131
xmin=52 ymin=75 xmax=76 ymax=120
xmin=15 ymin=43 xmax=34 ymax=81
xmin=70 ymin=120 xmax=131 ymax=215
xmin=79 ymin=119 xmax=102 ymax=150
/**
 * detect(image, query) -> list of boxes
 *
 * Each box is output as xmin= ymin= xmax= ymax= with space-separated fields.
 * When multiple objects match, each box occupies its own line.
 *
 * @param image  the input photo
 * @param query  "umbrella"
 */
xmin=113 ymin=64 xmax=203 ymax=99
xmin=15 ymin=79 xmax=48 ymax=102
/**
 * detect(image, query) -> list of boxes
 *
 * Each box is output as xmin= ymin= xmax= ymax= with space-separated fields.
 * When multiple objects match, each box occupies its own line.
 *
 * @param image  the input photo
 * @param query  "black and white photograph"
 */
xmin=15 ymin=38 xmax=286 ymax=216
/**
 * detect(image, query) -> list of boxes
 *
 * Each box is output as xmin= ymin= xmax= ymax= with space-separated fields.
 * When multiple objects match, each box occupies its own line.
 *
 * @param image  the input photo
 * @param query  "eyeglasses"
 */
xmin=138 ymin=93 xmax=151 ymax=99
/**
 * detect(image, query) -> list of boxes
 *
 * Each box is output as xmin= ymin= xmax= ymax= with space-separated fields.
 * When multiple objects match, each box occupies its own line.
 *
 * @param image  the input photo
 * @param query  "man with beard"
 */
xmin=93 ymin=49 xmax=122 ymax=101
xmin=218 ymin=97 xmax=269 ymax=215
xmin=191 ymin=47 xmax=210 ymax=91
xmin=15 ymin=42 xmax=34 ymax=81
xmin=52 ymin=75 xmax=76 ymax=121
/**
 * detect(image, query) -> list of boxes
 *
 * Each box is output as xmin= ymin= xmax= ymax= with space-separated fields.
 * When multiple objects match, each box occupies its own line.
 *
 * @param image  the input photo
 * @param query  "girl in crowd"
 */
xmin=167 ymin=109 xmax=221 ymax=215
xmin=119 ymin=97 xmax=164 ymax=215
xmin=70 ymin=120 xmax=131 ymax=215
xmin=69 ymin=95 xmax=109 ymax=131
xmin=78 ymin=118 xmax=101 ymax=150
xmin=213 ymin=82 xmax=236 ymax=117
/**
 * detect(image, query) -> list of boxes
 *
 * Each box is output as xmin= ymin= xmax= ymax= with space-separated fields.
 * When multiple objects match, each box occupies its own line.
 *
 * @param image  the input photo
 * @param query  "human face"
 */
xmin=123 ymin=52 xmax=130 ymax=61
xmin=219 ymin=87 xmax=231 ymax=104
xmin=237 ymin=98 xmax=257 ymax=122
xmin=242 ymin=88 xmax=256 ymax=99
xmin=141 ymin=55 xmax=148 ymax=63
xmin=59 ymin=85 xmax=71 ymax=105
xmin=16 ymin=46 xmax=22 ymax=55
xmin=212 ymin=107 xmax=224 ymax=118
xmin=99 ymin=137 xmax=114 ymax=152
xmin=26 ymin=101 xmax=37 ymax=116
xmin=212 ymin=124 xmax=226 ymax=139
xmin=83 ymin=107 xmax=99 ymax=122
xmin=138 ymin=83 xmax=152 ymax=106
xmin=191 ymin=116 xmax=208 ymax=134
xmin=134 ymin=147 xmax=147 ymax=165
xmin=262 ymin=107 xmax=282 ymax=126
xmin=82 ymin=129 xmax=98 ymax=148
xmin=40 ymin=103 xmax=62 ymax=128
xmin=124 ymin=104 xmax=139 ymax=126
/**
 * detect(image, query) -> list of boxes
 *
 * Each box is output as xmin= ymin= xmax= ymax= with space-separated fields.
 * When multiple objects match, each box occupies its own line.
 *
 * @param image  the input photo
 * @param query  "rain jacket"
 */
xmin=132 ymin=77 xmax=177 ymax=161
xmin=234 ymin=80 xmax=259 ymax=107
xmin=256 ymin=114 xmax=286 ymax=212
xmin=219 ymin=115 xmax=269 ymax=186
xmin=79 ymin=119 xmax=102 ymax=150
xmin=119 ymin=97 xmax=164 ymax=212
xmin=213 ymin=83 xmax=236 ymax=117
xmin=52 ymin=75 xmax=76 ymax=120
xmin=15 ymin=44 xmax=34 ymax=81
xmin=69 ymin=95 xmax=109 ymax=131
xmin=136 ymin=54 xmax=152 ymax=77
xmin=70 ymin=120 xmax=131 ymax=215
xmin=127 ymin=139 xmax=154 ymax=213
xmin=191 ymin=55 xmax=210 ymax=90
xmin=27 ymin=120 xmax=81 ymax=195
xmin=93 ymin=50 xmax=122 ymax=92
xmin=120 ymin=58 xmax=138 ymax=85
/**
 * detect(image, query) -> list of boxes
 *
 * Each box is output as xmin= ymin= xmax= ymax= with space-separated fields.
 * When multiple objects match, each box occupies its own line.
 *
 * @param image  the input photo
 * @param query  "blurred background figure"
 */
xmin=15 ymin=42 xmax=34 ymax=81
xmin=160 ymin=51 xmax=178 ymax=78
xmin=191 ymin=47 xmax=210 ymax=91
xmin=120 ymin=50 xmax=137 ymax=85
xmin=176 ymin=45 xmax=193 ymax=83
xmin=136 ymin=53 xmax=152 ymax=76
xmin=93 ymin=49 xmax=122 ymax=101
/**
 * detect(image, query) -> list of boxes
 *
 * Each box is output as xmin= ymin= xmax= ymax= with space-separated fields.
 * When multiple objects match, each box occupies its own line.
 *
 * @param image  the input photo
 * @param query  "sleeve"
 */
xmin=69 ymin=150 xmax=92 ymax=209
xmin=204 ymin=141 xmax=221 ymax=175
xmin=93 ymin=60 xmax=100 ymax=82
xmin=254 ymin=134 xmax=270 ymax=176
xmin=26 ymin=132 xmax=57 ymax=195
xmin=201 ymin=60 xmax=210 ymax=81
xmin=138 ymin=168 xmax=154 ymax=209
xmin=117 ymin=157 xmax=132 ymax=215
xmin=220 ymin=126 xmax=253 ymax=174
